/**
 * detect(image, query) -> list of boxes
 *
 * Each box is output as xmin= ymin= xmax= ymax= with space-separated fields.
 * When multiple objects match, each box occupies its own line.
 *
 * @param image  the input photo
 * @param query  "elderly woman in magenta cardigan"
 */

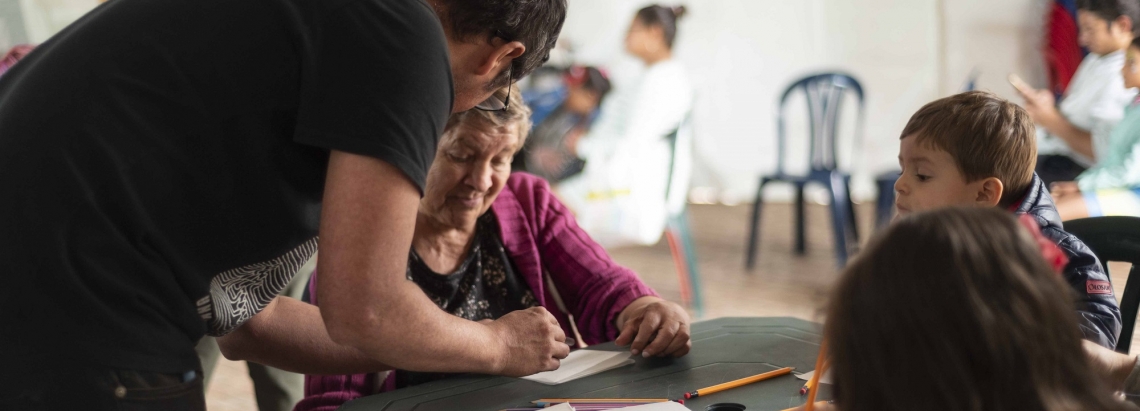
xmin=295 ymin=87 xmax=691 ymax=411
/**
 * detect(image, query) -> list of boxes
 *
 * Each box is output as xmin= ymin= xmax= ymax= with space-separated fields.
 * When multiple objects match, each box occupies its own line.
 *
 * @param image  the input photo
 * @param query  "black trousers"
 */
xmin=0 ymin=366 xmax=205 ymax=411
xmin=1036 ymin=154 xmax=1088 ymax=187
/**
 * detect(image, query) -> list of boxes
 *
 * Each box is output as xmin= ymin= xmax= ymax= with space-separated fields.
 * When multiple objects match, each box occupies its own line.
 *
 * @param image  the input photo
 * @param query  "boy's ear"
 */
xmin=1114 ymin=15 xmax=1134 ymax=37
xmin=976 ymin=177 xmax=1005 ymax=207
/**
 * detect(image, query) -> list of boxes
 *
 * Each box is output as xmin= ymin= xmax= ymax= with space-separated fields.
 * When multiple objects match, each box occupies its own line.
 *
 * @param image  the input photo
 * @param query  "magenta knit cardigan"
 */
xmin=294 ymin=173 xmax=659 ymax=411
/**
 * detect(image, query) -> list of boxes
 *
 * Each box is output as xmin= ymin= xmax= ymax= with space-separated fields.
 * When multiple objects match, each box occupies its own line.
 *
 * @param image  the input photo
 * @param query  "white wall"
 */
xmin=560 ymin=0 xmax=1044 ymax=203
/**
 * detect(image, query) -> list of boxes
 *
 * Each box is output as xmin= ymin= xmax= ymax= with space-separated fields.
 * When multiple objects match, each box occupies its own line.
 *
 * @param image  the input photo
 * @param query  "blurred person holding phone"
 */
xmin=1050 ymin=36 xmax=1140 ymax=220
xmin=1013 ymin=0 xmax=1139 ymax=186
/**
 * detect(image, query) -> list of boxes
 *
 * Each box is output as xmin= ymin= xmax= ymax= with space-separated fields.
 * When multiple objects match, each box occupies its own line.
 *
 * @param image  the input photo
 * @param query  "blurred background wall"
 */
xmin=2 ymin=0 xmax=1051 ymax=203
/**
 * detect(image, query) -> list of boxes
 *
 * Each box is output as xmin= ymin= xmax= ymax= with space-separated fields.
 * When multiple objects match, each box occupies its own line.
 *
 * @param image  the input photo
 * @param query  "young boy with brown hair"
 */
xmin=894 ymin=90 xmax=1122 ymax=349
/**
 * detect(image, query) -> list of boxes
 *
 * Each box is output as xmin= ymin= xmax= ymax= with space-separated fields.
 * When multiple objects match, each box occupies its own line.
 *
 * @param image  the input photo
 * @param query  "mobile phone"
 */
xmin=1008 ymin=73 xmax=1033 ymax=95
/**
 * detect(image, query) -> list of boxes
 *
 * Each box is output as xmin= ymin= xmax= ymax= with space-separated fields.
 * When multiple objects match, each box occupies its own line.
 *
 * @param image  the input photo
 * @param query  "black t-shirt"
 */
xmin=399 ymin=212 xmax=538 ymax=388
xmin=0 ymin=0 xmax=452 ymax=379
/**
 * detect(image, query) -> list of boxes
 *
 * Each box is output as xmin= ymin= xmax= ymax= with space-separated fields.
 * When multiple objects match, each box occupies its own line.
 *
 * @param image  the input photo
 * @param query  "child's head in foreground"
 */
xmin=895 ymin=91 xmax=1036 ymax=217
xmin=824 ymin=207 xmax=1127 ymax=411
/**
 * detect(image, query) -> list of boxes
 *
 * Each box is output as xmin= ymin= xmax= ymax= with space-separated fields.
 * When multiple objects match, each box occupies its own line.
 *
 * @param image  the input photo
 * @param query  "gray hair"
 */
xmin=445 ymin=85 xmax=532 ymax=144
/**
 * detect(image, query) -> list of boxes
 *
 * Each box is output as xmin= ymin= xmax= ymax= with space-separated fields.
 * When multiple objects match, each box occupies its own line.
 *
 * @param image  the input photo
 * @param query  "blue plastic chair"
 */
xmin=1064 ymin=217 xmax=1140 ymax=353
xmin=875 ymin=170 xmax=899 ymax=229
xmin=745 ymin=73 xmax=865 ymax=268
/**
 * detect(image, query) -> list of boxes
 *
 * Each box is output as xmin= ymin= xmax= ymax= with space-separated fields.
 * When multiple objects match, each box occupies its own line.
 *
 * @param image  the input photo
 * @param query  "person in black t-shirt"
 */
xmin=0 ymin=0 xmax=567 ymax=409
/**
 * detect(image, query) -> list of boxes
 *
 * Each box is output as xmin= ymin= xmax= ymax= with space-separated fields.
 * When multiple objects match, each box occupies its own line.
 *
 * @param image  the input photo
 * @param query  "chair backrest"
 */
xmin=664 ymin=108 xmax=694 ymax=215
xmin=1064 ymin=216 xmax=1140 ymax=353
xmin=775 ymin=72 xmax=865 ymax=175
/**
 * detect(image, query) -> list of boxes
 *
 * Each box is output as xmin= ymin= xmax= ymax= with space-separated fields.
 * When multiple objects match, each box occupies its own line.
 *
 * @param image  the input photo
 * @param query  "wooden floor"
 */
xmin=205 ymin=203 xmax=1136 ymax=410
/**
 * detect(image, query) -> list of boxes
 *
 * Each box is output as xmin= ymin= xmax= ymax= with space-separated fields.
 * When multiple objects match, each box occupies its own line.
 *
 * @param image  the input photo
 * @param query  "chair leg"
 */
xmin=827 ymin=172 xmax=851 ymax=266
xmin=876 ymin=178 xmax=896 ymax=230
xmin=1117 ymin=266 xmax=1140 ymax=354
xmin=746 ymin=181 xmax=765 ymax=270
xmin=844 ymin=176 xmax=859 ymax=250
xmin=666 ymin=229 xmax=693 ymax=310
xmin=676 ymin=209 xmax=703 ymax=318
xmin=794 ymin=184 xmax=806 ymax=255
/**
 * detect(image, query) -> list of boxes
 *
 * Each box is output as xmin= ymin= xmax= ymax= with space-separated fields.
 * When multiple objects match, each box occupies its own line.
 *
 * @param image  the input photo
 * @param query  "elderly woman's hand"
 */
xmin=615 ymin=297 xmax=691 ymax=358
xmin=486 ymin=307 xmax=572 ymax=377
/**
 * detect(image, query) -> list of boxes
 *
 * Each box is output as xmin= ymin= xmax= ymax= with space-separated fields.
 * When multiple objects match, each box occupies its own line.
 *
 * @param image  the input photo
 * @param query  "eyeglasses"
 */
xmin=474 ymin=68 xmax=512 ymax=112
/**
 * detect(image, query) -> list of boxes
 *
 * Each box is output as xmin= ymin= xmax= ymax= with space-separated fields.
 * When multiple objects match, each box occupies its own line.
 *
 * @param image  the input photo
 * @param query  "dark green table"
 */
xmin=340 ymin=317 xmax=830 ymax=411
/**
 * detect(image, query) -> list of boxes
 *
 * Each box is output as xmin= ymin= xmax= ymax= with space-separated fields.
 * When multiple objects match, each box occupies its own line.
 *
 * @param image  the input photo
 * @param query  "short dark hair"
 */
xmin=566 ymin=66 xmax=612 ymax=100
xmin=635 ymin=5 xmax=687 ymax=49
xmin=826 ymin=207 xmax=1130 ymax=411
xmin=900 ymin=91 xmax=1036 ymax=207
xmin=432 ymin=0 xmax=567 ymax=86
xmin=1077 ymin=0 xmax=1140 ymax=36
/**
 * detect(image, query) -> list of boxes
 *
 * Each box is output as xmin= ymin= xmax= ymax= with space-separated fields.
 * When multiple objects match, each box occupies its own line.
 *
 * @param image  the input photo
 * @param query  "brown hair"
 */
xmin=900 ymin=91 xmax=1037 ymax=207
xmin=825 ymin=207 xmax=1128 ymax=411
xmin=635 ymin=5 xmax=687 ymax=49
xmin=445 ymin=85 xmax=532 ymax=144
xmin=431 ymin=0 xmax=567 ymax=88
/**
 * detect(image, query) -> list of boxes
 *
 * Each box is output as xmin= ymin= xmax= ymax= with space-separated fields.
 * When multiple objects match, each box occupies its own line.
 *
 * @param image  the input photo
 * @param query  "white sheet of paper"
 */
xmin=545 ymin=403 xmax=575 ymax=411
xmin=521 ymin=350 xmax=634 ymax=385
xmin=613 ymin=401 xmax=689 ymax=411
xmin=794 ymin=369 xmax=833 ymax=384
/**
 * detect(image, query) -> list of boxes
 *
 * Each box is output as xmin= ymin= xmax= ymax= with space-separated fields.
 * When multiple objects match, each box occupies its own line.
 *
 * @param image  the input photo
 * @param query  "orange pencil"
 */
xmin=800 ymin=358 xmax=829 ymax=395
xmin=532 ymin=399 xmax=670 ymax=404
xmin=782 ymin=401 xmax=830 ymax=411
xmin=683 ymin=367 xmax=794 ymax=399
xmin=803 ymin=341 xmax=828 ymax=411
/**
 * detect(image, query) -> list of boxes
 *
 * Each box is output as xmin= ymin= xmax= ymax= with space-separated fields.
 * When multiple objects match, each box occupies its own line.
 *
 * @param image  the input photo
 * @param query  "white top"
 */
xmin=1038 ymin=50 xmax=1137 ymax=166
xmin=557 ymin=59 xmax=694 ymax=247
xmin=576 ymin=60 xmax=694 ymax=170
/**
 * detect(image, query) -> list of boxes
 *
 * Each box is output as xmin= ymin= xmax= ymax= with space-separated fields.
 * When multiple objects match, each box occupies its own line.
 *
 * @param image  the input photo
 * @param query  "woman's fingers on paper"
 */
xmin=552 ymin=339 xmax=571 ymax=361
xmin=642 ymin=319 xmax=679 ymax=357
xmin=663 ymin=324 xmax=692 ymax=358
xmin=630 ymin=310 xmax=662 ymax=355
xmin=544 ymin=356 xmax=561 ymax=371
xmin=615 ymin=317 xmax=642 ymax=347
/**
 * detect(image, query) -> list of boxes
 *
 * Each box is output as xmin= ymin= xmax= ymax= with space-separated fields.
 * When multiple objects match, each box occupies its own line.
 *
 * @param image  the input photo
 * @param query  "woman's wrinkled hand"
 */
xmin=615 ymin=297 xmax=691 ymax=358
